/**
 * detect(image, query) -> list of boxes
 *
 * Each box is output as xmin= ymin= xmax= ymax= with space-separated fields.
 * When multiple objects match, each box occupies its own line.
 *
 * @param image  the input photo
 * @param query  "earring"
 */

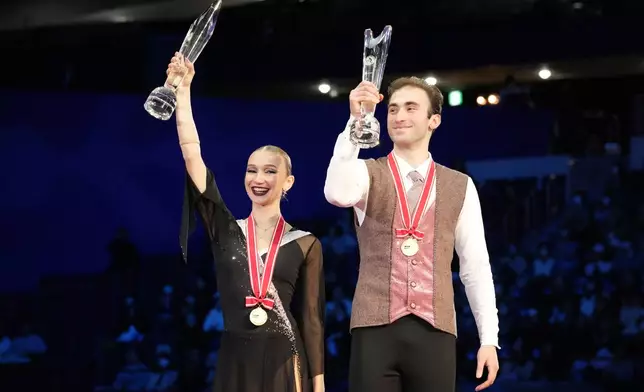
xmin=281 ymin=190 xmax=288 ymax=200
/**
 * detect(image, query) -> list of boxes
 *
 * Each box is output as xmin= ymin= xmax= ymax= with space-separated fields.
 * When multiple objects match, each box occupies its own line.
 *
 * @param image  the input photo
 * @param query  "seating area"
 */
xmin=2 ymin=160 xmax=642 ymax=391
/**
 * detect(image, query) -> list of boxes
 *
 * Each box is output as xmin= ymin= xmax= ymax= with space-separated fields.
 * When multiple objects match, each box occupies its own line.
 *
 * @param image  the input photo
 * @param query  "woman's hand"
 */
xmin=166 ymin=52 xmax=195 ymax=91
xmin=312 ymin=374 xmax=325 ymax=392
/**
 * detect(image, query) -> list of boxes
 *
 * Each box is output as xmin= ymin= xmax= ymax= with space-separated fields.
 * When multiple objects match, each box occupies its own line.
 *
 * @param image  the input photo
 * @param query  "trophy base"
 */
xmin=144 ymin=86 xmax=177 ymax=121
xmin=349 ymin=114 xmax=381 ymax=149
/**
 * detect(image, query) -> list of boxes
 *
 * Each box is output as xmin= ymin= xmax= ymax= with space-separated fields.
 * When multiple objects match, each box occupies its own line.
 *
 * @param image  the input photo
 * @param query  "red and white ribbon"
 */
xmin=387 ymin=152 xmax=435 ymax=240
xmin=245 ymin=215 xmax=286 ymax=310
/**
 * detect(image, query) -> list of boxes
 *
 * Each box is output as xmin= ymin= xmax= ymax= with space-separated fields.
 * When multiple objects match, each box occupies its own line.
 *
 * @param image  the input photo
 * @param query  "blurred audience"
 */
xmin=1 ymin=116 xmax=643 ymax=392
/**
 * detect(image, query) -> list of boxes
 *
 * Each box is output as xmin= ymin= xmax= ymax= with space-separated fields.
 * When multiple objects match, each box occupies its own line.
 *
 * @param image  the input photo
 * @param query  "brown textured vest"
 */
xmin=351 ymin=156 xmax=468 ymax=337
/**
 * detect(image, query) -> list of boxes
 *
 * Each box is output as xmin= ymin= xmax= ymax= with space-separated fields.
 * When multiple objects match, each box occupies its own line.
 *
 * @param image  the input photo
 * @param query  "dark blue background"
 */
xmin=0 ymin=90 xmax=553 ymax=291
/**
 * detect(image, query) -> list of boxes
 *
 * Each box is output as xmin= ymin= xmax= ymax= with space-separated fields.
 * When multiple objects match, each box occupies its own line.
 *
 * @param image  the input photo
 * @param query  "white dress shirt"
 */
xmin=324 ymin=118 xmax=500 ymax=348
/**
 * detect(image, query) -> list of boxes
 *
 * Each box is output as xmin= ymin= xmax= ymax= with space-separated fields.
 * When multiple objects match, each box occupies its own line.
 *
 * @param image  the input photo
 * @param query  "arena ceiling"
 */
xmin=0 ymin=0 xmax=642 ymax=97
xmin=0 ymin=0 xmax=621 ymax=31
xmin=0 ymin=0 xmax=264 ymax=31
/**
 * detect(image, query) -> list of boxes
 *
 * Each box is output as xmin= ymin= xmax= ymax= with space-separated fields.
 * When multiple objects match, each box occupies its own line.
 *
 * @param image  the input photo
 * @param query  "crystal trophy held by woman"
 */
xmin=143 ymin=1 xmax=222 ymax=121
xmin=349 ymin=25 xmax=393 ymax=148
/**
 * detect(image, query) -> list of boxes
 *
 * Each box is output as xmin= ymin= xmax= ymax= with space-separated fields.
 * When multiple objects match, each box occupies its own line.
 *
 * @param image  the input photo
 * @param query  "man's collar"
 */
xmin=392 ymin=151 xmax=433 ymax=179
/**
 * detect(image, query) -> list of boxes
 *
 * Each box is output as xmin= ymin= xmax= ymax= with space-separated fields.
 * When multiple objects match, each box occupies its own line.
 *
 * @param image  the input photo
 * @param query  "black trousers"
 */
xmin=349 ymin=315 xmax=456 ymax=392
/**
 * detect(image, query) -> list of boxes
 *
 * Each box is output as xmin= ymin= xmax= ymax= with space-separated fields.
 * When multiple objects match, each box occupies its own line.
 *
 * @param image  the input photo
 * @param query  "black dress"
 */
xmin=180 ymin=168 xmax=325 ymax=392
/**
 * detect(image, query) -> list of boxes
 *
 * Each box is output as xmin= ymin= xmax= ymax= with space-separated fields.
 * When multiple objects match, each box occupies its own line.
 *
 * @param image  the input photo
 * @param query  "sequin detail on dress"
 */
xmin=238 ymin=219 xmax=308 ymax=373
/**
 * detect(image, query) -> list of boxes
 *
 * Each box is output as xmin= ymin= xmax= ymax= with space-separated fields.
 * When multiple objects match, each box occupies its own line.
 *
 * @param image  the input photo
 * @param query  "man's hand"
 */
xmin=349 ymin=81 xmax=383 ymax=118
xmin=475 ymin=345 xmax=499 ymax=391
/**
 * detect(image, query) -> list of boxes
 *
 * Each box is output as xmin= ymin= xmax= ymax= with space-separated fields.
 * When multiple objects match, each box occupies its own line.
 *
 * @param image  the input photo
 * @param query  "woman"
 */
xmin=170 ymin=53 xmax=325 ymax=392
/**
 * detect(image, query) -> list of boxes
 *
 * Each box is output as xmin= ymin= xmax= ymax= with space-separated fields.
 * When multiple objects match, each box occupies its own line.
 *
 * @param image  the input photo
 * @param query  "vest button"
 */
xmin=410 ymin=302 xmax=417 ymax=309
xmin=411 ymin=259 xmax=418 ymax=265
xmin=410 ymin=281 xmax=417 ymax=288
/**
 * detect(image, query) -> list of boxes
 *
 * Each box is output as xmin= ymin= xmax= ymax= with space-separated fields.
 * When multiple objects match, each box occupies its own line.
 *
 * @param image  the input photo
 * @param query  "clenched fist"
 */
xmin=166 ymin=52 xmax=195 ymax=90
xmin=349 ymin=81 xmax=383 ymax=117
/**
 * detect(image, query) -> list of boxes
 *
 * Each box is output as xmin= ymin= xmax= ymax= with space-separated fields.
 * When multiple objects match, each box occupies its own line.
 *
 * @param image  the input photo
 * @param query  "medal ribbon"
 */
xmin=387 ymin=152 xmax=435 ymax=240
xmin=245 ymin=215 xmax=286 ymax=310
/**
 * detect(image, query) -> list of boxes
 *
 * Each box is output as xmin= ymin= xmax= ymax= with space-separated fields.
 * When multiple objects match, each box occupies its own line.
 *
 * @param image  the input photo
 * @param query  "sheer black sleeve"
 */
xmin=180 ymin=168 xmax=236 ymax=262
xmin=297 ymin=238 xmax=325 ymax=377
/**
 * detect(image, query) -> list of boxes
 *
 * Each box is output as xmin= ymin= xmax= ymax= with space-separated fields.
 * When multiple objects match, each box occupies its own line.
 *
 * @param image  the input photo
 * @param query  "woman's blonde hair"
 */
xmin=253 ymin=145 xmax=293 ymax=175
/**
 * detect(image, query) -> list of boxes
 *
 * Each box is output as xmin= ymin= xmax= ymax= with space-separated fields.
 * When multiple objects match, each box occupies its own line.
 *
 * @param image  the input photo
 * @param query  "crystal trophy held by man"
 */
xmin=349 ymin=25 xmax=393 ymax=148
xmin=143 ymin=1 xmax=222 ymax=121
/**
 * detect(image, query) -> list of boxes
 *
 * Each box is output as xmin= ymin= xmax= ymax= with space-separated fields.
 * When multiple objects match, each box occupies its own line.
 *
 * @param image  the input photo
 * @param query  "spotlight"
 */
xmin=318 ymin=83 xmax=331 ymax=94
xmin=538 ymin=68 xmax=551 ymax=80
xmin=425 ymin=77 xmax=437 ymax=86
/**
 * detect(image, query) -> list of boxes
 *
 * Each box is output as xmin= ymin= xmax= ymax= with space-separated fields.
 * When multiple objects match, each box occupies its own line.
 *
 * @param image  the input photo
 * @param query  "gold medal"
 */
xmin=249 ymin=307 xmax=268 ymax=326
xmin=387 ymin=154 xmax=435 ymax=259
xmin=401 ymin=237 xmax=419 ymax=256
xmin=245 ymin=215 xmax=285 ymax=328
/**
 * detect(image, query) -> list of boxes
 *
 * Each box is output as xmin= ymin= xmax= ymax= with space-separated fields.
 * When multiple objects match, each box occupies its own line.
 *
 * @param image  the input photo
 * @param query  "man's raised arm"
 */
xmin=324 ymin=82 xmax=382 ymax=208
xmin=323 ymin=118 xmax=369 ymax=208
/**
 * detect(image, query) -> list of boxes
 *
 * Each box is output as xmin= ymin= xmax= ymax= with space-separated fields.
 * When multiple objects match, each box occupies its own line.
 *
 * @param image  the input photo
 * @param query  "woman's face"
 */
xmin=245 ymin=150 xmax=294 ymax=206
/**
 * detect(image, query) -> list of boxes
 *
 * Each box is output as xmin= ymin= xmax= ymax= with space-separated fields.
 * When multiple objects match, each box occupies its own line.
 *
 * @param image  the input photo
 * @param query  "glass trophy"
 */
xmin=349 ymin=25 xmax=393 ymax=148
xmin=143 ymin=1 xmax=222 ymax=121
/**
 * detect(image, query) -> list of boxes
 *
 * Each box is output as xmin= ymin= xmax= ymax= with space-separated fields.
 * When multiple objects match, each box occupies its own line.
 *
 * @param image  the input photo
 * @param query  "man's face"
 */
xmin=386 ymin=85 xmax=440 ymax=147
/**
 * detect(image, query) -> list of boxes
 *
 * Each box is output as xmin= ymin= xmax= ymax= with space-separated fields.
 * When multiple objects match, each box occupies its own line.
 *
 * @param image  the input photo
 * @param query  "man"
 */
xmin=324 ymin=77 xmax=499 ymax=392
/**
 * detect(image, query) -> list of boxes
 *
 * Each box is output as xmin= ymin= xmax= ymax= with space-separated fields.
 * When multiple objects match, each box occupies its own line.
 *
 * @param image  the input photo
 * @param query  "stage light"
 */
xmin=448 ymin=90 xmax=463 ymax=107
xmin=476 ymin=96 xmax=487 ymax=106
xmin=318 ymin=83 xmax=331 ymax=94
xmin=425 ymin=77 xmax=437 ymax=86
xmin=538 ymin=68 xmax=552 ymax=80
xmin=488 ymin=94 xmax=499 ymax=105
